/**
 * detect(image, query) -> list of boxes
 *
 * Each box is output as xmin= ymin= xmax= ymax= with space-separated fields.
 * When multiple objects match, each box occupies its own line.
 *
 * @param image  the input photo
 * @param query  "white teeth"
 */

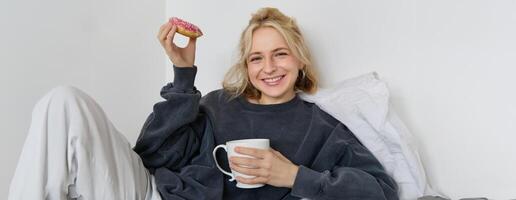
xmin=263 ymin=76 xmax=283 ymax=83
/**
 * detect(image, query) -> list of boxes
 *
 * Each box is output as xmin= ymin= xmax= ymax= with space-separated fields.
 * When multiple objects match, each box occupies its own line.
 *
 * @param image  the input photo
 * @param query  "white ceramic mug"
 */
xmin=212 ymin=138 xmax=270 ymax=189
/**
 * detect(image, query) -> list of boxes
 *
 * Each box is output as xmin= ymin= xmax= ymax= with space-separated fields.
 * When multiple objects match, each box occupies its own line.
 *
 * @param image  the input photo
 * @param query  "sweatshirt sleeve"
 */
xmin=290 ymin=124 xmax=399 ymax=200
xmin=133 ymin=66 xmax=224 ymax=199
xmin=133 ymin=66 xmax=202 ymax=171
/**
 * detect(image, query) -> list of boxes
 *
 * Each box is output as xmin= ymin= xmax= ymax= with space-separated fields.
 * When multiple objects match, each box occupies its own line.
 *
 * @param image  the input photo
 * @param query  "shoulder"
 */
xmin=200 ymin=89 xmax=232 ymax=106
xmin=304 ymin=101 xmax=361 ymax=144
xmin=304 ymin=100 xmax=341 ymax=127
xmin=200 ymin=89 xmax=241 ymax=115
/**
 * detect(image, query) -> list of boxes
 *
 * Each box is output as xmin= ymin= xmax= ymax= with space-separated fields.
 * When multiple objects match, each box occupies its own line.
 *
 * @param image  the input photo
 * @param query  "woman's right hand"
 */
xmin=157 ymin=22 xmax=197 ymax=68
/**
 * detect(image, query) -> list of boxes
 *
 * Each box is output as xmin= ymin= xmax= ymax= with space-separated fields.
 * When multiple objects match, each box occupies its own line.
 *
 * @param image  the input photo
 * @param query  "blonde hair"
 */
xmin=222 ymin=7 xmax=318 ymax=100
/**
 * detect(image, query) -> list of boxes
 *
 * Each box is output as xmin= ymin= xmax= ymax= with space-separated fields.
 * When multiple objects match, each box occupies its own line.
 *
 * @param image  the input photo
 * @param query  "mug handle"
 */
xmin=212 ymin=144 xmax=235 ymax=181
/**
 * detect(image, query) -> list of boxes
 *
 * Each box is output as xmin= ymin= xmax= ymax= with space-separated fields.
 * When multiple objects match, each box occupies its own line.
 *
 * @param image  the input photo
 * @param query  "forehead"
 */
xmin=250 ymin=27 xmax=289 ymax=52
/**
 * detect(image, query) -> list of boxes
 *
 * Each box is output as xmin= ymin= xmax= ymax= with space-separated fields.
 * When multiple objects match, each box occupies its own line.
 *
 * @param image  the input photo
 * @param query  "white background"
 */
xmin=0 ymin=0 xmax=166 ymax=197
xmin=1 ymin=0 xmax=515 ymax=199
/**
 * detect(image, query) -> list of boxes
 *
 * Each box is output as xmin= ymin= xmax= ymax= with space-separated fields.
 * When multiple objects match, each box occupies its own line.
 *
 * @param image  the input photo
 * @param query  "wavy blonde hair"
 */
xmin=222 ymin=7 xmax=318 ymax=100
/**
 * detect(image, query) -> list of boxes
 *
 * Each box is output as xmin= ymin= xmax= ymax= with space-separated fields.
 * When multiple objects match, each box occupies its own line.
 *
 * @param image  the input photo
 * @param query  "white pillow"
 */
xmin=299 ymin=72 xmax=440 ymax=200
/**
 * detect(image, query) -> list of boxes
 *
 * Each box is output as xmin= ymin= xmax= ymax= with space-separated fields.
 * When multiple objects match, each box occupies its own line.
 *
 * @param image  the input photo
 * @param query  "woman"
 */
xmin=134 ymin=7 xmax=398 ymax=199
xmin=9 ymin=7 xmax=398 ymax=200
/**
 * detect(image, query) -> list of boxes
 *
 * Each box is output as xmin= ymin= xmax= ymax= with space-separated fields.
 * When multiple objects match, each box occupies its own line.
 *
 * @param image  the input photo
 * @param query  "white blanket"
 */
xmin=300 ymin=72 xmax=440 ymax=200
xmin=8 ymin=86 xmax=161 ymax=200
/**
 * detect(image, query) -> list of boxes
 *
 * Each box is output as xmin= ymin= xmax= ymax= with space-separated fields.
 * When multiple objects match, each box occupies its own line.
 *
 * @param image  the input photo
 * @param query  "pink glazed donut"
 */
xmin=169 ymin=17 xmax=203 ymax=38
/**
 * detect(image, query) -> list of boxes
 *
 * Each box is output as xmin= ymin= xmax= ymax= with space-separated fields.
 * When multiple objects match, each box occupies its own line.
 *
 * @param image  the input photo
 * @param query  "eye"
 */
xmin=249 ymin=56 xmax=262 ymax=63
xmin=275 ymin=52 xmax=288 ymax=57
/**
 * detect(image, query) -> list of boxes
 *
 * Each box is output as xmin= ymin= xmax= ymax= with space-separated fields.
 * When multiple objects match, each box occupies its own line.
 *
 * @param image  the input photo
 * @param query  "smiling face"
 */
xmin=246 ymin=27 xmax=303 ymax=104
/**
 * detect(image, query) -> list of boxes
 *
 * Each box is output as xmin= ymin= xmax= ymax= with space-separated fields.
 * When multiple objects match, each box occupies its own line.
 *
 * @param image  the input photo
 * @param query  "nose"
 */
xmin=262 ymin=56 xmax=277 ymax=74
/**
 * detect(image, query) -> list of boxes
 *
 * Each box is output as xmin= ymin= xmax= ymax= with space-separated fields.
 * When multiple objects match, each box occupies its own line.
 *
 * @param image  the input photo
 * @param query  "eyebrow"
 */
xmin=248 ymin=47 xmax=289 ymax=57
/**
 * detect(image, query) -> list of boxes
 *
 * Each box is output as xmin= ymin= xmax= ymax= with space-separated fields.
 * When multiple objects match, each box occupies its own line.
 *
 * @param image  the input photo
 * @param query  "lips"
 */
xmin=261 ymin=75 xmax=285 ymax=86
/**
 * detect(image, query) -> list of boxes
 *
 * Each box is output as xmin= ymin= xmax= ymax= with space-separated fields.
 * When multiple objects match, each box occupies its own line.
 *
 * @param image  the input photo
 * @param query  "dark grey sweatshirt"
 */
xmin=133 ymin=66 xmax=399 ymax=200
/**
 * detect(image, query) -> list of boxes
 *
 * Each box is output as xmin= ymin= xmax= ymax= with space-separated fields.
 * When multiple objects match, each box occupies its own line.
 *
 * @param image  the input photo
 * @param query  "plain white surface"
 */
xmin=0 ymin=0 xmax=166 ymax=198
xmin=168 ymin=0 xmax=516 ymax=199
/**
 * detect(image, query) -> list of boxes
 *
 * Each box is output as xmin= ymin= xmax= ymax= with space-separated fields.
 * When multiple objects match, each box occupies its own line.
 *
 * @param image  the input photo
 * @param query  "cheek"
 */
xmin=289 ymin=70 xmax=299 ymax=83
xmin=292 ymin=59 xmax=303 ymax=70
xmin=247 ymin=65 xmax=260 ymax=78
xmin=246 ymin=68 xmax=261 ymax=88
xmin=281 ymin=57 xmax=302 ymax=70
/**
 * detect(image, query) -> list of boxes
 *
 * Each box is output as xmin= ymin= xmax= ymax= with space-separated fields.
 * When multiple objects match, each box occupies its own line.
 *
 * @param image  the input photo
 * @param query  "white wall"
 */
xmin=0 ymin=0 xmax=166 ymax=198
xmin=168 ymin=0 xmax=516 ymax=199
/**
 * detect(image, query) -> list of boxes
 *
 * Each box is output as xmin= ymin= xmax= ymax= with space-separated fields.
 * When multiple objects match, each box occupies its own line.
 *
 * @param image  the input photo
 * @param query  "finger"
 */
xmin=229 ymin=163 xmax=263 ymax=177
xmin=157 ymin=23 xmax=169 ymax=39
xmin=159 ymin=23 xmax=173 ymax=42
xmin=186 ymin=36 xmax=197 ymax=50
xmin=235 ymin=176 xmax=268 ymax=185
xmin=230 ymin=156 xmax=260 ymax=168
xmin=165 ymin=25 xmax=180 ymax=50
xmin=235 ymin=147 xmax=268 ymax=159
xmin=271 ymin=150 xmax=289 ymax=162
xmin=156 ymin=24 xmax=166 ymax=39
xmin=166 ymin=25 xmax=177 ymax=43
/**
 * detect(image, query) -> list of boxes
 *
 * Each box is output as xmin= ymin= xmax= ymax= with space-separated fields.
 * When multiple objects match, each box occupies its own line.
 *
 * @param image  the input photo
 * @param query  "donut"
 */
xmin=168 ymin=17 xmax=203 ymax=38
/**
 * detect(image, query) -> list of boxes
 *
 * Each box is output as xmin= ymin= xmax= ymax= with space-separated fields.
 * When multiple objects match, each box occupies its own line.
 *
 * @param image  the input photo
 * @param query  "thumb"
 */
xmin=186 ymin=37 xmax=197 ymax=49
xmin=272 ymin=150 xmax=290 ymax=162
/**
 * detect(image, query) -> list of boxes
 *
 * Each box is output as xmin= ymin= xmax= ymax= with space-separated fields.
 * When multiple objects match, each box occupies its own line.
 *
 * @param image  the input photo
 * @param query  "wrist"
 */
xmin=169 ymin=57 xmax=193 ymax=68
xmin=287 ymin=164 xmax=299 ymax=188
xmin=173 ymin=63 xmax=194 ymax=68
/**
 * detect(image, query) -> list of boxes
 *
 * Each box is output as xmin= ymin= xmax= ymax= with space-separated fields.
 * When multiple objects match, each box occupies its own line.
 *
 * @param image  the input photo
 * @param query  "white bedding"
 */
xmin=300 ymin=72 xmax=441 ymax=199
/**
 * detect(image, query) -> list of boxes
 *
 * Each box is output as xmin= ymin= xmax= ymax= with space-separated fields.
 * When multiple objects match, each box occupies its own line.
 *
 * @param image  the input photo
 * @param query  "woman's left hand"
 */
xmin=229 ymin=147 xmax=299 ymax=188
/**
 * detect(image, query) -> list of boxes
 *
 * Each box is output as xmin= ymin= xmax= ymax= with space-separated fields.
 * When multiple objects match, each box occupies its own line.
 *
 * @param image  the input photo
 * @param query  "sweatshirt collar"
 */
xmin=237 ymin=94 xmax=301 ymax=112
